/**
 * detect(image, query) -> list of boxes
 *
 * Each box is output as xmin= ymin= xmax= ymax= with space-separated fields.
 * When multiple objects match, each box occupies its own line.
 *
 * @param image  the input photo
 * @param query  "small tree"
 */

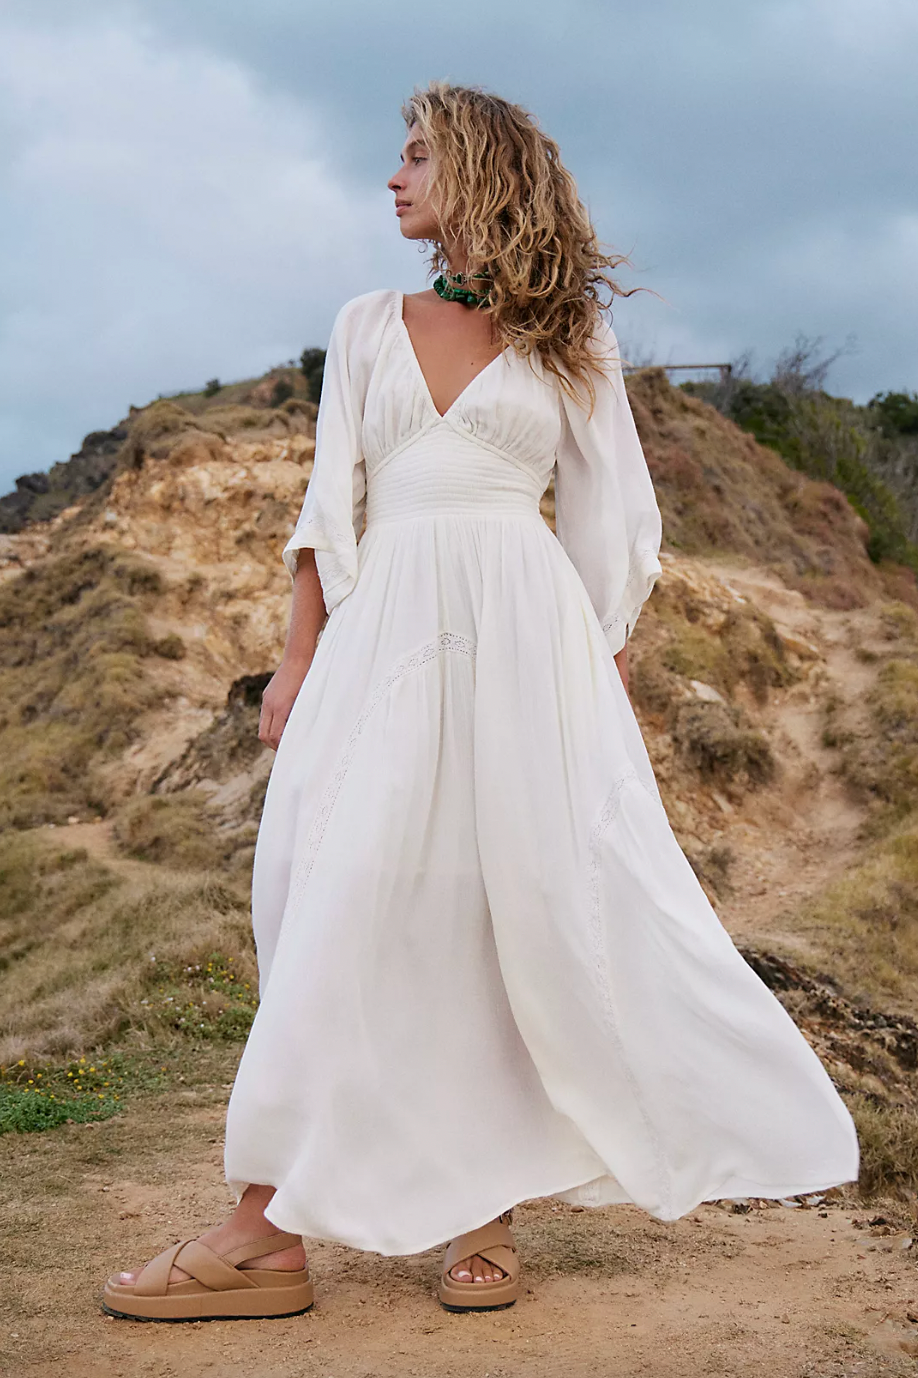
xmin=300 ymin=348 xmax=326 ymax=405
xmin=771 ymin=331 xmax=857 ymax=398
xmin=270 ymin=378 xmax=294 ymax=407
xmin=867 ymin=391 xmax=918 ymax=439
xmin=203 ymin=378 xmax=221 ymax=398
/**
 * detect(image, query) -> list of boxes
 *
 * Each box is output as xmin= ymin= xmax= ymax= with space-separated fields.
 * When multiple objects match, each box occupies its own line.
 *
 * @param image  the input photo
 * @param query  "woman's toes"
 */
xmin=448 ymin=1252 xmax=506 ymax=1283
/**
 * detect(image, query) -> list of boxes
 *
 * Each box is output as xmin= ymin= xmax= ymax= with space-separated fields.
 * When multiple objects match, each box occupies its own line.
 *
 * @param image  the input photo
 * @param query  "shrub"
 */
xmin=299 ymin=348 xmax=326 ymax=404
xmin=653 ymin=588 xmax=794 ymax=704
xmin=204 ymin=378 xmax=222 ymax=398
xmin=684 ymin=355 xmax=918 ymax=577
xmin=112 ymin=792 xmax=228 ymax=869
xmin=270 ymin=378 xmax=294 ymax=407
xmin=846 ymin=1092 xmax=918 ymax=1199
xmin=673 ymin=700 xmax=775 ymax=786
xmin=868 ymin=391 xmax=918 ymax=440
xmin=153 ymin=633 xmax=186 ymax=660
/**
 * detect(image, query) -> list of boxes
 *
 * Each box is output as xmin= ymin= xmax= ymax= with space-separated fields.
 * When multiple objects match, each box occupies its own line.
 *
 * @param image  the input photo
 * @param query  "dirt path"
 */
xmin=2 ymin=1074 xmax=917 ymax=1378
xmin=707 ymin=565 xmax=879 ymax=958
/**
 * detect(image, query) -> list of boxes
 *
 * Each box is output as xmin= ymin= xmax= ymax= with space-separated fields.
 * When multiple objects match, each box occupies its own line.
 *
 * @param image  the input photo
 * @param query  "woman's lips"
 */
xmin=395 ymin=203 xmax=411 ymax=216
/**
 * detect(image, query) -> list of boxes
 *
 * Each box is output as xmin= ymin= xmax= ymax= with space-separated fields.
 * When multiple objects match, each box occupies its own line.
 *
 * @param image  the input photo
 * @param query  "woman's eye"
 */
xmin=413 ymin=156 xmax=427 ymax=164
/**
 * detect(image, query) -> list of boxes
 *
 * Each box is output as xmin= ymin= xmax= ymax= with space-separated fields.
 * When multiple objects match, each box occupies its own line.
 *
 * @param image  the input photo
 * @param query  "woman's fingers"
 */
xmin=259 ymin=701 xmax=293 ymax=752
xmin=259 ymin=667 xmax=306 ymax=750
xmin=259 ymin=703 xmax=279 ymax=750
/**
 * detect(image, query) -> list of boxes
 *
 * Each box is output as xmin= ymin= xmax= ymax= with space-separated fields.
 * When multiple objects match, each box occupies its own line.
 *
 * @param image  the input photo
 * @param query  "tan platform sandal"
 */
xmin=101 ymin=1230 xmax=314 ymax=1322
xmin=438 ymin=1209 xmax=520 ymax=1312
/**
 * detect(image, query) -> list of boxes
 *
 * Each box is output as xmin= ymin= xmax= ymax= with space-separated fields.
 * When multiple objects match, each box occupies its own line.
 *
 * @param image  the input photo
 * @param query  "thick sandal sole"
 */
xmin=101 ymin=1300 xmax=314 ymax=1323
xmin=439 ymin=1297 xmax=518 ymax=1313
xmin=438 ymin=1275 xmax=520 ymax=1312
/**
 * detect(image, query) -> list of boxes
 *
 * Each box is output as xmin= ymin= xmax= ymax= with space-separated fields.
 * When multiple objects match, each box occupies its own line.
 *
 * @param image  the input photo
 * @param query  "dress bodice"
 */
xmin=282 ymin=287 xmax=663 ymax=657
xmin=361 ymin=290 xmax=562 ymax=494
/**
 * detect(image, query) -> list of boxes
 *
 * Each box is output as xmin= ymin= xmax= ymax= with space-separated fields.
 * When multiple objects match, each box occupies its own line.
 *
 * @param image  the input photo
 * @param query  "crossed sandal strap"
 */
xmin=443 ymin=1216 xmax=518 ymax=1276
xmin=133 ymin=1239 xmax=193 ymax=1297
xmin=219 ymin=1231 xmax=304 ymax=1268
xmin=134 ymin=1238 xmax=262 ymax=1297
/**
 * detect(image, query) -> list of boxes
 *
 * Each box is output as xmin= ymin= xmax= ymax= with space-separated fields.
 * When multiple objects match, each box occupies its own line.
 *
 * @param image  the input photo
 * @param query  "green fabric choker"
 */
xmin=433 ymin=271 xmax=491 ymax=308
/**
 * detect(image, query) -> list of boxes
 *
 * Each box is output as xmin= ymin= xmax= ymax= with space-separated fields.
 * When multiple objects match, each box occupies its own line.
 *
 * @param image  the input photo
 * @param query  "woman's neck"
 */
xmin=443 ymin=243 xmax=468 ymax=277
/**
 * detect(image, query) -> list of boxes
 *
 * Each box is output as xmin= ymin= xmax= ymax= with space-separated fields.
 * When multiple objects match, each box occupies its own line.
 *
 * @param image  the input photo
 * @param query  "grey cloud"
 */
xmin=0 ymin=0 xmax=915 ymax=488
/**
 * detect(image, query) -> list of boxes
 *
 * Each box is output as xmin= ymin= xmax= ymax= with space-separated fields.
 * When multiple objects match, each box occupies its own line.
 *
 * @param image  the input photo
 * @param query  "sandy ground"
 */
xmin=2 ymin=1069 xmax=918 ymax=1378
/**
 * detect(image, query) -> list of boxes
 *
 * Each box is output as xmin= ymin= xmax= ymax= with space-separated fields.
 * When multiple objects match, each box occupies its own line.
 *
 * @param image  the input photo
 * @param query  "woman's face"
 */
xmin=387 ymin=123 xmax=440 ymax=241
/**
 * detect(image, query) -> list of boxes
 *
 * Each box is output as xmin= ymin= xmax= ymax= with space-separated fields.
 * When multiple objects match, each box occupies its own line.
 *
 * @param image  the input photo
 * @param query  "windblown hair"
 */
xmin=401 ymin=81 xmax=640 ymax=407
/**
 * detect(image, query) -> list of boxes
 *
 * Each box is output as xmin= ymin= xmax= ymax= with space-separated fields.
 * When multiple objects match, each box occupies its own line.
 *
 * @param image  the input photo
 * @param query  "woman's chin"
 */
xmin=397 ymin=216 xmax=437 ymax=242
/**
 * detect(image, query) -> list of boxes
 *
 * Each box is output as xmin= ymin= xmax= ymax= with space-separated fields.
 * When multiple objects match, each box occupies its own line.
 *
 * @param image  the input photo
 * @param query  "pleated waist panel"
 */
xmin=365 ymin=431 xmax=545 ymax=525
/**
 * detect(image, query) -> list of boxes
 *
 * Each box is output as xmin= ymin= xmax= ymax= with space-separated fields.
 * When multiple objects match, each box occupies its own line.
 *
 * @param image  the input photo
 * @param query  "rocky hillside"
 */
xmin=2 ymin=365 xmax=918 ymax=1209
xmin=0 ymin=362 xmax=310 ymax=534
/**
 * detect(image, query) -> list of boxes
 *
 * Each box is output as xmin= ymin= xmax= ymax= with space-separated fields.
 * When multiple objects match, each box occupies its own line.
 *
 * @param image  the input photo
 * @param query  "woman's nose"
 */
xmin=387 ymin=168 xmax=405 ymax=192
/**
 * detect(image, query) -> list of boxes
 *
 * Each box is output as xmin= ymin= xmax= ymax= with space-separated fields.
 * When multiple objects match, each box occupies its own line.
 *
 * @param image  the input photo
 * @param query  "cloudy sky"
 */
xmin=1 ymin=0 xmax=915 ymax=490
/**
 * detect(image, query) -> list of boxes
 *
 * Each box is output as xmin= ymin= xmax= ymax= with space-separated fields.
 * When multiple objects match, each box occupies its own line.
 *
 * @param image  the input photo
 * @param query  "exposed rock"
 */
xmin=0 ymin=424 xmax=127 ymax=533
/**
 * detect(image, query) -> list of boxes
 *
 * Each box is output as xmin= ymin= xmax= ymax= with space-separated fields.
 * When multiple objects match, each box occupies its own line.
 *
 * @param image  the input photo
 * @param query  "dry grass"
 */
xmin=836 ymin=660 xmax=918 ymax=830
xmin=623 ymin=369 xmax=918 ymax=611
xmin=793 ymin=824 xmax=918 ymax=1014
xmin=630 ymin=575 xmax=796 ymax=720
xmin=820 ymin=601 xmax=918 ymax=836
xmin=0 ymin=547 xmax=176 ymax=827
xmin=0 ymin=829 xmax=255 ymax=1064
xmin=848 ymin=1093 xmax=918 ymax=1199
xmin=111 ymin=792 xmax=242 ymax=869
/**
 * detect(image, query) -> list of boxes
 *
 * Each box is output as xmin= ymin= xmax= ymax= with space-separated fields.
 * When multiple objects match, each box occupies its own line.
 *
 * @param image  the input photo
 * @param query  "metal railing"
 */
xmin=622 ymin=362 xmax=734 ymax=382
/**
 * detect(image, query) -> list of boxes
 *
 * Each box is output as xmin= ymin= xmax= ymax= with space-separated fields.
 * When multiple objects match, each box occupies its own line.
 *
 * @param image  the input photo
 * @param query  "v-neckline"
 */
xmin=396 ymin=290 xmax=508 ymax=421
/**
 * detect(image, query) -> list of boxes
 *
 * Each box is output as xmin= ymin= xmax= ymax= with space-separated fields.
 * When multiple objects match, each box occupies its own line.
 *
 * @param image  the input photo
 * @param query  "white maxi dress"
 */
xmin=223 ymin=288 xmax=859 ymax=1256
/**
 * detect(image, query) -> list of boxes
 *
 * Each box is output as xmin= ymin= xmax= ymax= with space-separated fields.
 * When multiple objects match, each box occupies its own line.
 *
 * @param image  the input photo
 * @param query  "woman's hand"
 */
xmin=259 ymin=657 xmax=312 ymax=751
xmin=259 ymin=547 xmax=327 ymax=751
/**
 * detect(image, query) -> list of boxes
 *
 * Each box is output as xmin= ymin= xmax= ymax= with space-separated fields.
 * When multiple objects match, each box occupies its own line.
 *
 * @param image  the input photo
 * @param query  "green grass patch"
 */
xmin=136 ymin=950 xmax=258 ymax=1043
xmin=0 ymin=1051 xmax=166 ymax=1135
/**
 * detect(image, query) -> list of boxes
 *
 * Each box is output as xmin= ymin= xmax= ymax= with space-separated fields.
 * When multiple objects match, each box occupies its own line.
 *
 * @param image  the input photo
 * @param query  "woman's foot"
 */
xmin=117 ymin=1185 xmax=304 ymax=1287
xmin=446 ymin=1212 xmax=510 ymax=1284
xmin=448 ymin=1252 xmax=507 ymax=1283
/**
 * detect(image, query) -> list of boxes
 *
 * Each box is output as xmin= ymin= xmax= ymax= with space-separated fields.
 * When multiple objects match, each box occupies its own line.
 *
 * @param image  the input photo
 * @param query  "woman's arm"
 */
xmin=258 ymin=548 xmax=327 ymax=750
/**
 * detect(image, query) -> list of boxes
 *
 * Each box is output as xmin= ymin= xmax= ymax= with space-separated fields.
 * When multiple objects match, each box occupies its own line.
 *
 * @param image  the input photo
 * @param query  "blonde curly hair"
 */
xmin=401 ymin=80 xmax=641 ymax=408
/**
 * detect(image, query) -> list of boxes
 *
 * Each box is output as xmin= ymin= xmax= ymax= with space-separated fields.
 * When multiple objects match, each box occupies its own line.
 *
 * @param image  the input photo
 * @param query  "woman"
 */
xmin=103 ymin=82 xmax=859 ymax=1321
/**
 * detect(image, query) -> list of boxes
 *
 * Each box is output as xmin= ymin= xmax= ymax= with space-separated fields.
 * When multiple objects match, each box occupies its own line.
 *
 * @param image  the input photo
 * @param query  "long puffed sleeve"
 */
xmin=282 ymin=295 xmax=377 ymax=614
xmin=553 ymin=319 xmax=663 ymax=656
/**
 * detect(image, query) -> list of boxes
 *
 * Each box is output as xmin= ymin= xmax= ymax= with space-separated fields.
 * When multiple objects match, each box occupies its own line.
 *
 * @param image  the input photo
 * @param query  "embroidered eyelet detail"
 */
xmin=601 ymin=543 xmax=662 ymax=644
xmin=284 ymin=510 xmax=357 ymax=573
xmin=286 ymin=631 xmax=477 ymax=905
